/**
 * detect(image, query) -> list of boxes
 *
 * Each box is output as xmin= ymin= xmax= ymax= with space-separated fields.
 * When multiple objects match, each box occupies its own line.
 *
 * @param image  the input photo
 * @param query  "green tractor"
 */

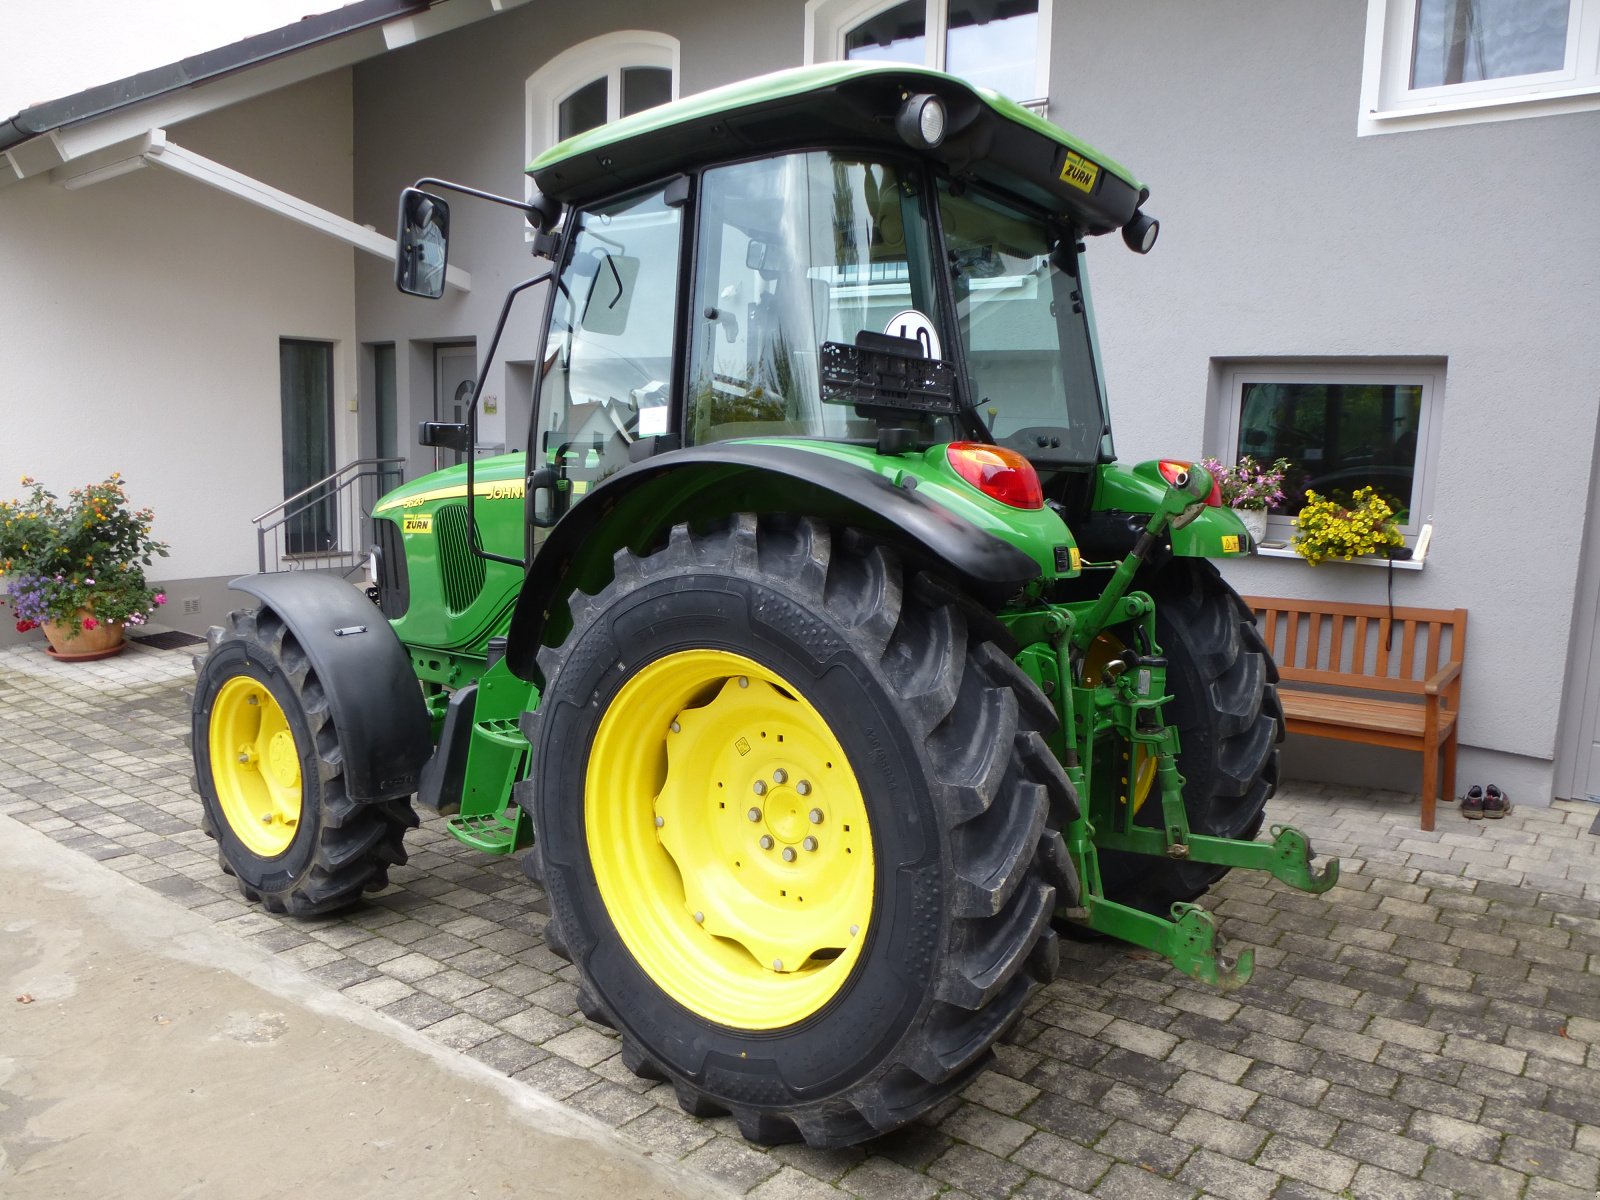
xmin=190 ymin=63 xmax=1336 ymax=1147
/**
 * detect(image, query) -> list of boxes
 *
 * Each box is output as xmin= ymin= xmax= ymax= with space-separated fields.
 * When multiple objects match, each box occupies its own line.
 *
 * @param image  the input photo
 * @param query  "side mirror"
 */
xmin=396 ymin=188 xmax=450 ymax=298
xmin=418 ymin=421 xmax=471 ymax=451
xmin=527 ymin=466 xmax=559 ymax=528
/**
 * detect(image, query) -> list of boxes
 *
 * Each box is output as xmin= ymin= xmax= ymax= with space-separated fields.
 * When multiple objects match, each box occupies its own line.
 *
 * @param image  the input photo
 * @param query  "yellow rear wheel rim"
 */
xmin=1083 ymin=633 xmax=1158 ymax=813
xmin=209 ymin=676 xmax=303 ymax=858
xmin=586 ymin=649 xmax=875 ymax=1030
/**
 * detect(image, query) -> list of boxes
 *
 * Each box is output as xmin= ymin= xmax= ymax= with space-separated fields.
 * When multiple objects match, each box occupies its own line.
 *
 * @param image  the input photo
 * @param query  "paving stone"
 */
xmin=1166 ymin=1070 xmax=1256 ymax=1120
xmin=1255 ymin=1136 xmax=1357 ymax=1192
xmin=566 ymin=1080 xmax=655 ymax=1128
xmin=963 ymin=1071 xmax=1042 ymax=1116
xmin=1170 ymin=1109 xmax=1267 ymax=1162
xmin=542 ymin=1024 xmax=619 ymax=1067
xmin=766 ymin=1141 xmax=866 ymax=1184
xmin=928 ymin=1143 xmax=1030 ymax=1199
xmin=422 ymin=1011 xmax=499 ymax=1051
xmin=1175 ymin=1149 xmax=1277 ymax=1200
xmin=837 ymin=1156 xmax=943 ymax=1200
xmin=1010 ymin=1132 xmax=1113 ymax=1192
xmin=1498 ymin=1136 xmax=1600 ymax=1191
xmin=1239 ymin=1062 xmax=1328 ymax=1107
xmin=1347 ymin=1163 xmax=1453 ymax=1200
xmin=943 ymin=1103 xmax=1035 ymax=1158
xmin=1421 ymin=1148 xmax=1529 ymax=1200
xmin=1097 ymin=1082 xmax=1187 ymax=1134
xmin=1329 ymin=1123 xmax=1430 ymax=1175
xmin=1088 ymin=1162 xmax=1199 ymax=1200
xmin=1442 ymin=1031 xmax=1528 ymax=1075
xmin=619 ymin=1104 xmax=718 ymax=1160
xmin=681 ymin=1136 xmax=783 ymax=1193
xmin=1093 ymin=1119 xmax=1191 ymax=1176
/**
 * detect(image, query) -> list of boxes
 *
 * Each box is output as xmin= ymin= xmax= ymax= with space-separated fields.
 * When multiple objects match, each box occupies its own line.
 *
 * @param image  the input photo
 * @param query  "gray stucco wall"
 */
xmin=346 ymin=1 xmax=1600 ymax=803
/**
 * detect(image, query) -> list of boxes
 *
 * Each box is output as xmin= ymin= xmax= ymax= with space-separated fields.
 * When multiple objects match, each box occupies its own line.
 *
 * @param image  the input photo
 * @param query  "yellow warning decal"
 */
xmin=402 ymin=514 xmax=433 ymax=535
xmin=1070 ymin=546 xmax=1082 ymax=570
xmin=1059 ymin=151 xmax=1099 ymax=194
xmin=1221 ymin=534 xmax=1241 ymax=554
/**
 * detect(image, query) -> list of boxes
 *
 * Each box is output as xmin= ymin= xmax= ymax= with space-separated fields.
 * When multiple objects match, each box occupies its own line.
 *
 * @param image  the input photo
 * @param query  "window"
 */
xmin=536 ymin=184 xmax=683 ymax=491
xmin=1359 ymin=0 xmax=1600 ymax=134
xmin=526 ymin=33 xmax=679 ymax=196
xmin=806 ymin=0 xmax=1053 ymax=110
xmin=1213 ymin=363 xmax=1444 ymax=543
xmin=279 ymin=339 xmax=336 ymax=554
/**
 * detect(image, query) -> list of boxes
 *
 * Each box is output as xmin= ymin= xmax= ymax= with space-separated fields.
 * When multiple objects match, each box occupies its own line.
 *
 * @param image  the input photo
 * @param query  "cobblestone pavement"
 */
xmin=3 ymin=639 xmax=1599 ymax=1200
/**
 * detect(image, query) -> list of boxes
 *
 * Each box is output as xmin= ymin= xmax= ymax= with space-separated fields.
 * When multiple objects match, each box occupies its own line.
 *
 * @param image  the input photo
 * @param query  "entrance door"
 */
xmin=280 ymin=339 xmax=336 ymax=554
xmin=434 ymin=343 xmax=477 ymax=469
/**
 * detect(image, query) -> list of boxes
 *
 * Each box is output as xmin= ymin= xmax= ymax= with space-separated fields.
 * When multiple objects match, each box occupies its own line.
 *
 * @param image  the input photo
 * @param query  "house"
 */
xmin=3 ymin=0 xmax=1597 ymax=808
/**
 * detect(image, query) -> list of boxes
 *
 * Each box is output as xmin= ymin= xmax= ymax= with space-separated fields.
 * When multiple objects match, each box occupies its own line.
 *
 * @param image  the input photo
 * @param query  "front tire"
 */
xmin=191 ymin=607 xmax=417 ymax=915
xmin=519 ymin=516 xmax=1076 ymax=1147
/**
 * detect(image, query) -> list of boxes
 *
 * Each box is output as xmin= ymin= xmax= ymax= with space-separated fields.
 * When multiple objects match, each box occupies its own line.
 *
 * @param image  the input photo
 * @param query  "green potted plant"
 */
xmin=0 ymin=474 xmax=169 ymax=659
xmin=1198 ymin=455 xmax=1290 ymax=546
xmin=1291 ymin=486 xmax=1405 ymax=564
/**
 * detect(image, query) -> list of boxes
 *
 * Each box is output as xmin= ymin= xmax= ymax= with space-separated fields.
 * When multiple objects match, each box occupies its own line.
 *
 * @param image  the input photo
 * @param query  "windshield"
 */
xmin=686 ymin=152 xmax=960 ymax=446
xmin=939 ymin=181 xmax=1110 ymax=465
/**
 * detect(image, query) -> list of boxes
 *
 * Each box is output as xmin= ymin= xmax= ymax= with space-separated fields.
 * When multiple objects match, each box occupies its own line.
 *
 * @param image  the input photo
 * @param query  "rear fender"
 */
xmin=505 ymin=441 xmax=1043 ymax=680
xmin=230 ymin=573 xmax=433 ymax=799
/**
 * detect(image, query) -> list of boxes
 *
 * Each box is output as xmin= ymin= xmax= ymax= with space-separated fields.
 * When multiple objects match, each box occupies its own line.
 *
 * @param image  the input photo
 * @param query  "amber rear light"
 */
xmin=945 ymin=443 xmax=1045 ymax=510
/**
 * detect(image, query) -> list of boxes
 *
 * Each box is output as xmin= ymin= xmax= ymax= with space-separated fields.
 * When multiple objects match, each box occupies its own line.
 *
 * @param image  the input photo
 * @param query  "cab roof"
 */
xmin=527 ymin=63 xmax=1147 ymax=237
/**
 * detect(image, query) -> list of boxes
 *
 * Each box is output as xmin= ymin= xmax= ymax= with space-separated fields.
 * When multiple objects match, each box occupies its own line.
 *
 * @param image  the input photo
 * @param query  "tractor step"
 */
xmin=444 ymin=809 xmax=522 ymax=854
xmin=473 ymin=716 xmax=527 ymax=750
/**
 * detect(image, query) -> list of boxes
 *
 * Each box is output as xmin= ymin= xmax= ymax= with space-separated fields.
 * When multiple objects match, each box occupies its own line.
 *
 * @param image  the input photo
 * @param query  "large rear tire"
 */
xmin=519 ymin=515 xmax=1077 ymax=1147
xmin=191 ymin=607 xmax=417 ymax=916
xmin=1096 ymin=559 xmax=1282 ymax=912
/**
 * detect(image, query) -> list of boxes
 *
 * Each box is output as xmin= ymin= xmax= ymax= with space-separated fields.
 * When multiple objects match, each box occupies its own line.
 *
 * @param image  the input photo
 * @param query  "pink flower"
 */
xmin=82 ymin=616 xmax=98 ymax=631
xmin=84 ymin=577 xmax=95 ymax=586
xmin=153 ymin=593 xmax=167 ymax=606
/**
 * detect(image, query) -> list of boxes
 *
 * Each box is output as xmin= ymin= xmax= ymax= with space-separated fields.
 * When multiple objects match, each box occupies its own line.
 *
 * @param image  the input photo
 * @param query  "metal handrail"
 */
xmin=255 ymin=456 xmax=406 ymax=573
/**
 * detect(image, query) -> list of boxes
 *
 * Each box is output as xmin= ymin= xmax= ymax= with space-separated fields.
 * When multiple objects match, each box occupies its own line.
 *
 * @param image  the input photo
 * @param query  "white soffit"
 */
xmin=43 ymin=128 xmax=471 ymax=293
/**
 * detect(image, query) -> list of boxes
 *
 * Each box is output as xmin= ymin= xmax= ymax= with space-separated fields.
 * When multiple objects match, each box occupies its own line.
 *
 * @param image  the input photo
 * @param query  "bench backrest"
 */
xmin=1241 ymin=596 xmax=1466 ymax=696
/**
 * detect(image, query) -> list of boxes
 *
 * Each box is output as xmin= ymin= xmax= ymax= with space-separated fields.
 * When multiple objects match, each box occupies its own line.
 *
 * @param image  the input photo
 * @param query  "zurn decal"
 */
xmin=402 ymin=514 xmax=433 ymax=534
xmin=1059 ymin=150 xmax=1099 ymax=194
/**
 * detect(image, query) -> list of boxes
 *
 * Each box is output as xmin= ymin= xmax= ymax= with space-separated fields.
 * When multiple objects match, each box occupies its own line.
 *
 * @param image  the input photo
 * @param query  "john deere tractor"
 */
xmin=191 ymin=63 xmax=1335 ymax=1147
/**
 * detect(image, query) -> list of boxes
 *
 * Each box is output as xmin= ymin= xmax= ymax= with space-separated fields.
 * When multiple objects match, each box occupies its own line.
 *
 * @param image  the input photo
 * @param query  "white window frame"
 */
xmin=1211 ymin=360 xmax=1445 ymax=546
xmin=524 ymin=31 xmax=680 ymax=224
xmin=804 ymin=0 xmax=1053 ymax=113
xmin=1359 ymin=0 xmax=1600 ymax=135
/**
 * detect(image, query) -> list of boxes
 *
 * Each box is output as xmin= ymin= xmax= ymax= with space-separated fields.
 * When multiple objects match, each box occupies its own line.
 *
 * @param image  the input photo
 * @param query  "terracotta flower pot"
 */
xmin=42 ymin=611 xmax=127 ymax=660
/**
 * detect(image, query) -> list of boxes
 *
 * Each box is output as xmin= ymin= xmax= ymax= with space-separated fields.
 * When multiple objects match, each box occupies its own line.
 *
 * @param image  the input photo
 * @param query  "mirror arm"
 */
xmin=462 ymin=268 xmax=554 ymax=571
xmin=412 ymin=177 xmax=544 ymax=225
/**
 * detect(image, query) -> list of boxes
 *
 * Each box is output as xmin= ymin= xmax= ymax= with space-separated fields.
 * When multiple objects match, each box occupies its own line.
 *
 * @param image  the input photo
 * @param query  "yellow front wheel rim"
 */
xmin=1083 ymin=632 xmax=1158 ymax=813
xmin=586 ymin=649 xmax=875 ymax=1030
xmin=208 ymin=676 xmax=303 ymax=858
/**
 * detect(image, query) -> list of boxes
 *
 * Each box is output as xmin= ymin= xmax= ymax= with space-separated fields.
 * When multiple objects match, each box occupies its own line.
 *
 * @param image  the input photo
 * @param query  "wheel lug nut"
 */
xmin=753 ymin=780 xmax=767 ymax=796
xmin=849 ymin=924 xmax=860 ymax=936
xmin=747 ymin=807 xmax=762 ymax=822
xmin=261 ymin=813 xmax=273 ymax=825
xmin=694 ymin=911 xmax=704 ymax=924
xmin=797 ymin=781 xmax=811 ymax=796
xmin=246 ymin=695 xmax=259 ymax=706
xmin=782 ymin=846 xmax=797 ymax=862
xmin=772 ymin=768 xmax=787 ymax=784
xmin=808 ymin=807 xmax=822 ymax=823
xmin=773 ymin=959 xmax=783 ymax=970
xmin=803 ymin=836 xmax=818 ymax=852
xmin=238 ymin=753 xmax=250 ymax=764
xmin=759 ymin=834 xmax=774 ymax=850
xmin=670 ymin=720 xmax=680 ymax=733
xmin=654 ymin=816 xmax=664 ymax=828
xmin=738 ymin=676 xmax=749 ymax=688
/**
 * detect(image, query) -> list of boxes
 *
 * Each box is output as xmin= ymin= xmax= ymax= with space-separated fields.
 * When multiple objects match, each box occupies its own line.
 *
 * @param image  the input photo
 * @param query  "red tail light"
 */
xmin=945 ymin=443 xmax=1045 ymax=510
xmin=1158 ymin=459 xmax=1222 ymax=507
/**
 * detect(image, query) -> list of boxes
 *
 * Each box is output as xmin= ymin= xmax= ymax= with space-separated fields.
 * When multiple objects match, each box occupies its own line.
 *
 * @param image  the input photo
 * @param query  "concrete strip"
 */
xmin=0 ymin=811 xmax=730 ymax=1200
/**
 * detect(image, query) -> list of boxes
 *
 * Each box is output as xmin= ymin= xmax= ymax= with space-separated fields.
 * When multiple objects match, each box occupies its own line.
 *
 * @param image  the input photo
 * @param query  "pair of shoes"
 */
xmin=1484 ymin=785 xmax=1512 ymax=819
xmin=1462 ymin=786 xmax=1485 ymax=819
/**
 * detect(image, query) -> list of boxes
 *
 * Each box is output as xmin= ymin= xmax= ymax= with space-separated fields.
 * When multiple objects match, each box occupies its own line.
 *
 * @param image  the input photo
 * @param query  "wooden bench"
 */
xmin=1242 ymin=596 xmax=1466 ymax=831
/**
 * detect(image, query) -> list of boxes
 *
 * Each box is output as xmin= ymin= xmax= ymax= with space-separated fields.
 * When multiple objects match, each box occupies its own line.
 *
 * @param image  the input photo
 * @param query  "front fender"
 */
xmin=1093 ymin=460 xmax=1252 ymax=558
xmin=230 ymin=572 xmax=433 ymax=799
xmin=506 ymin=441 xmax=1045 ymax=680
